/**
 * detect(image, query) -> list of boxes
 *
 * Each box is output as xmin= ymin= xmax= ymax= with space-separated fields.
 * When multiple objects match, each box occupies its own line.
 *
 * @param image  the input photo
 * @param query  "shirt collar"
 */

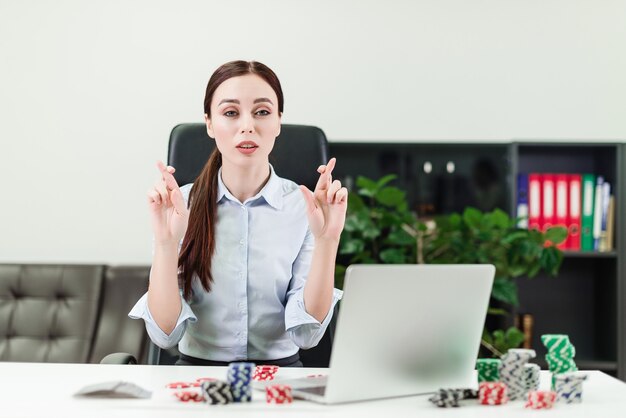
xmin=216 ymin=164 xmax=284 ymax=210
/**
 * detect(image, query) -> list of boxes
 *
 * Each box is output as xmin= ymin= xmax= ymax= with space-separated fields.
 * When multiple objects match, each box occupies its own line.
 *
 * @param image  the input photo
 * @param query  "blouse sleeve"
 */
xmin=128 ymin=291 xmax=197 ymax=349
xmin=284 ymin=228 xmax=343 ymax=350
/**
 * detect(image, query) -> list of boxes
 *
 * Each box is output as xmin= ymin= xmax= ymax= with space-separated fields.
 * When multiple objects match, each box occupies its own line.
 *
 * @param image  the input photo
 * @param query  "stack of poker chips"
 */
xmin=227 ymin=362 xmax=255 ymax=402
xmin=476 ymin=358 xmax=501 ymax=383
xmin=541 ymin=334 xmax=578 ymax=388
xmin=525 ymin=390 xmax=557 ymax=409
xmin=200 ymin=380 xmax=234 ymax=405
xmin=478 ymin=382 xmax=508 ymax=405
xmin=429 ymin=388 xmax=478 ymax=408
xmin=498 ymin=349 xmax=536 ymax=400
xmin=266 ymin=384 xmax=293 ymax=404
xmin=554 ymin=372 xmax=588 ymax=404
xmin=523 ymin=363 xmax=541 ymax=394
xmin=253 ymin=365 xmax=279 ymax=381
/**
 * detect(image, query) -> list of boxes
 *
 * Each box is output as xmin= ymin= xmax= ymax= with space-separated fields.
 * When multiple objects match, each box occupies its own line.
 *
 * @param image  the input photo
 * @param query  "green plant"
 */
xmin=337 ymin=175 xmax=567 ymax=356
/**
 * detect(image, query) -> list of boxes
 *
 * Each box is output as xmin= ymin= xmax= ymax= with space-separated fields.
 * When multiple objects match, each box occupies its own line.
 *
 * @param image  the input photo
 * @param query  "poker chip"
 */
xmin=266 ymin=384 xmax=293 ymax=404
xmin=201 ymin=380 xmax=234 ymax=405
xmin=196 ymin=377 xmax=217 ymax=383
xmin=476 ymin=358 xmax=501 ymax=383
xmin=428 ymin=388 xmax=479 ymax=408
xmin=541 ymin=334 xmax=577 ymax=358
xmin=253 ymin=365 xmax=279 ymax=381
xmin=173 ymin=390 xmax=204 ymax=402
xmin=479 ymin=382 xmax=508 ymax=405
xmin=523 ymin=363 xmax=540 ymax=394
xmin=166 ymin=381 xmax=191 ymax=389
xmin=554 ymin=372 xmax=588 ymax=404
xmin=541 ymin=334 xmax=578 ymax=389
xmin=498 ymin=349 xmax=536 ymax=401
xmin=227 ymin=362 xmax=255 ymax=402
xmin=525 ymin=390 xmax=557 ymax=409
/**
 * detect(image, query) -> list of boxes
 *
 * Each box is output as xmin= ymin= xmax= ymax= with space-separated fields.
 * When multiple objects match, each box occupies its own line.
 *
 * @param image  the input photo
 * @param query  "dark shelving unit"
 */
xmin=329 ymin=140 xmax=624 ymax=380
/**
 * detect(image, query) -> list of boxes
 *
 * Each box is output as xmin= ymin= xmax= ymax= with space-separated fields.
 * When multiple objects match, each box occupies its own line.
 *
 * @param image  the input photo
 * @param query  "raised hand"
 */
xmin=147 ymin=161 xmax=190 ymax=246
xmin=299 ymin=158 xmax=348 ymax=242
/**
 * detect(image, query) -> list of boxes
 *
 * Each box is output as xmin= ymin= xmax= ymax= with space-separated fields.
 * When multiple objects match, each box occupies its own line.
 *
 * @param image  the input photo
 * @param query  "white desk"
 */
xmin=1 ymin=362 xmax=626 ymax=417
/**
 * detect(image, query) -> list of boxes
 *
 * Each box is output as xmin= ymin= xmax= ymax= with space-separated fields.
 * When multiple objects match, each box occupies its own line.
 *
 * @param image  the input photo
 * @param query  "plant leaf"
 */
xmin=340 ymin=238 xmax=365 ymax=255
xmin=380 ymin=248 xmax=408 ymax=264
xmin=375 ymin=174 xmax=398 ymax=189
xmin=491 ymin=277 xmax=519 ymax=306
xmin=355 ymin=176 xmax=378 ymax=194
xmin=462 ymin=207 xmax=482 ymax=229
xmin=544 ymin=226 xmax=568 ymax=245
xmin=376 ymin=187 xmax=406 ymax=207
xmin=491 ymin=209 xmax=510 ymax=229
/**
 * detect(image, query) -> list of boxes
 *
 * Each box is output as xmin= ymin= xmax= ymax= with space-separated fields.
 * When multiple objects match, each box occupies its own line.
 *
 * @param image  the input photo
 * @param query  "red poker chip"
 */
xmin=253 ymin=365 xmax=279 ymax=381
xmin=166 ymin=381 xmax=191 ymax=389
xmin=173 ymin=391 xmax=204 ymax=402
xmin=479 ymin=382 xmax=508 ymax=406
xmin=525 ymin=391 xmax=556 ymax=409
xmin=266 ymin=384 xmax=293 ymax=404
xmin=196 ymin=377 xmax=217 ymax=383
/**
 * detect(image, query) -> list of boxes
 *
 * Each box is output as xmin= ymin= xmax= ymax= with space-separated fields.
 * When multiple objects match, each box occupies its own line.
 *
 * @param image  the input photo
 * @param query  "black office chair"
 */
xmin=147 ymin=123 xmax=336 ymax=366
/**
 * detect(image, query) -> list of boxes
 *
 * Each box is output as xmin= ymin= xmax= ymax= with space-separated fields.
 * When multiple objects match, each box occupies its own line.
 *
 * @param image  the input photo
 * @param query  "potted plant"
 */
xmin=337 ymin=175 xmax=567 ymax=355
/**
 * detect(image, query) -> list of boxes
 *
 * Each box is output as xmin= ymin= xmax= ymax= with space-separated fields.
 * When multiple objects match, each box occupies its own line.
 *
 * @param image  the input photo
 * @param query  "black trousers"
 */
xmin=176 ymin=352 xmax=303 ymax=367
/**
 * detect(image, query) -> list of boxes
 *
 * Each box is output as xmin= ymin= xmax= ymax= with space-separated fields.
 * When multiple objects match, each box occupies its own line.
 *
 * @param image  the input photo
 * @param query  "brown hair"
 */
xmin=178 ymin=60 xmax=284 ymax=300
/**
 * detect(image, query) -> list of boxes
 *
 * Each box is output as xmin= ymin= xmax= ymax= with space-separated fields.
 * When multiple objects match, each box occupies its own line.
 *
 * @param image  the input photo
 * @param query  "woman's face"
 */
xmin=206 ymin=74 xmax=281 ymax=169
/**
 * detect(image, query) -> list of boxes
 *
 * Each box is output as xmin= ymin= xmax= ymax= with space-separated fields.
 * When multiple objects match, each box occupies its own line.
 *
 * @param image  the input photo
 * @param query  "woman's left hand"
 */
xmin=299 ymin=157 xmax=348 ymax=242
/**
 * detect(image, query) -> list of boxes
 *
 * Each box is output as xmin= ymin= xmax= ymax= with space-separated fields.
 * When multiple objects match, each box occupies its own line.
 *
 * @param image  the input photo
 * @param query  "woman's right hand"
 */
xmin=147 ymin=161 xmax=190 ymax=246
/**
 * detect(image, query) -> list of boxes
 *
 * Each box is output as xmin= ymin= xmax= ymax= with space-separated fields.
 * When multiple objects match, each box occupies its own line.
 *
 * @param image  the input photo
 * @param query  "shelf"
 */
xmin=562 ymin=251 xmax=618 ymax=259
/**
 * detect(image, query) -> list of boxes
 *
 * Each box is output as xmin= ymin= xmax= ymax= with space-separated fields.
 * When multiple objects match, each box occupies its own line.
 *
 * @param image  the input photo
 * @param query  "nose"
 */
xmin=240 ymin=114 xmax=254 ymax=134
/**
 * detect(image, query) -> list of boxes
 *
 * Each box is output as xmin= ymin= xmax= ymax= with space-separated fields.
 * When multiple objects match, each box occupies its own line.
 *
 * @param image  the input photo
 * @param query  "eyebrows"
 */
xmin=217 ymin=98 xmax=274 ymax=106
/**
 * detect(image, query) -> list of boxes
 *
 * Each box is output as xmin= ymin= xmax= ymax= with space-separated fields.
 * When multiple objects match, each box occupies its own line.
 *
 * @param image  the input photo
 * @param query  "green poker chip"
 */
xmin=476 ymin=358 xmax=501 ymax=382
xmin=541 ymin=334 xmax=576 ymax=358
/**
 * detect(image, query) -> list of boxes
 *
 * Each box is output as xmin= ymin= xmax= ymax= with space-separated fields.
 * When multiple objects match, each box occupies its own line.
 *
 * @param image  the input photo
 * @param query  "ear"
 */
xmin=204 ymin=114 xmax=214 ymax=139
xmin=275 ymin=112 xmax=282 ymax=138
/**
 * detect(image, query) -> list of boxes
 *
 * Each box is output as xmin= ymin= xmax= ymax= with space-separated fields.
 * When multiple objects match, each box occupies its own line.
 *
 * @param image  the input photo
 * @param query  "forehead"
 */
xmin=212 ymin=74 xmax=278 ymax=106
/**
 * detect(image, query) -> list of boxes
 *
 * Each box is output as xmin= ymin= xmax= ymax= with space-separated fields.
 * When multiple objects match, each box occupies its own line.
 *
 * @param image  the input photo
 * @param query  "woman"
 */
xmin=130 ymin=60 xmax=347 ymax=367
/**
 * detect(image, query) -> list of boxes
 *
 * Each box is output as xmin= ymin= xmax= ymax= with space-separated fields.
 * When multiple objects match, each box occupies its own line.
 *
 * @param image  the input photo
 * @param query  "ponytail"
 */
xmin=178 ymin=148 xmax=221 ymax=300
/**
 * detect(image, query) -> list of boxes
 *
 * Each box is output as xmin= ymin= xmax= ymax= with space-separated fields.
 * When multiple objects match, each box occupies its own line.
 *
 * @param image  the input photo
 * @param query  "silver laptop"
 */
xmin=270 ymin=264 xmax=494 ymax=404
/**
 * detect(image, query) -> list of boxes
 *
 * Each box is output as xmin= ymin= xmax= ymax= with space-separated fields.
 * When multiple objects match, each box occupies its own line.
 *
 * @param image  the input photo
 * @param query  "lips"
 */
xmin=236 ymin=141 xmax=258 ymax=149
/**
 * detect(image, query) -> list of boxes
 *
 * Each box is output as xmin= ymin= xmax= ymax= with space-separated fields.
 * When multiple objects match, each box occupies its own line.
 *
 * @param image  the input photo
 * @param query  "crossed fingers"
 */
xmin=314 ymin=158 xmax=347 ymax=204
xmin=148 ymin=161 xmax=180 ymax=207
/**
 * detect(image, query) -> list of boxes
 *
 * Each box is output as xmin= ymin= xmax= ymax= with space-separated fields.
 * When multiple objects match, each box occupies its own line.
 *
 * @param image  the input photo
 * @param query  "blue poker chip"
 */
xmin=227 ymin=362 xmax=255 ymax=402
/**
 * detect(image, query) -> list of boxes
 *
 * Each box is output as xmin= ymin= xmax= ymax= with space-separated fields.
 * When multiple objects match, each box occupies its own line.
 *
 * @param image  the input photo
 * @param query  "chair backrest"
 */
xmin=90 ymin=266 xmax=150 ymax=364
xmin=0 ymin=264 xmax=104 ymax=363
xmin=167 ymin=123 xmax=329 ymax=190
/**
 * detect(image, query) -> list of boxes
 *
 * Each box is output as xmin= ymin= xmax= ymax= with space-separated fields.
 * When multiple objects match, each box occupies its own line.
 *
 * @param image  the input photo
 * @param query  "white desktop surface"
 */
xmin=1 ymin=362 xmax=626 ymax=417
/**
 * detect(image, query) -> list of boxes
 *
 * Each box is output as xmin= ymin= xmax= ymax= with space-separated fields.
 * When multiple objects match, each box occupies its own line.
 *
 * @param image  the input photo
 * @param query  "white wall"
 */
xmin=1 ymin=0 xmax=625 ymax=264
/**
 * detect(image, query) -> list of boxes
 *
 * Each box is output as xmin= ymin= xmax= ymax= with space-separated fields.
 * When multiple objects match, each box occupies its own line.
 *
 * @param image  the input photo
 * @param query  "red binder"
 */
xmin=528 ymin=173 xmax=542 ymax=232
xmin=567 ymin=174 xmax=582 ymax=250
xmin=542 ymin=174 xmax=556 ymax=234
xmin=555 ymin=174 xmax=569 ymax=249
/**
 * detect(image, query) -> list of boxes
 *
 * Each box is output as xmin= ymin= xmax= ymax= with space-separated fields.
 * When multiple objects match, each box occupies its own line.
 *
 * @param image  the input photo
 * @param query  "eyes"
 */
xmin=223 ymin=109 xmax=271 ymax=117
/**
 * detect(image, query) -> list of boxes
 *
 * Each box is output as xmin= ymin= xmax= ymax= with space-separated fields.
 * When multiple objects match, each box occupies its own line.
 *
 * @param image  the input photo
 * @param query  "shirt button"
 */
xmin=239 ymin=239 xmax=245 ymax=245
